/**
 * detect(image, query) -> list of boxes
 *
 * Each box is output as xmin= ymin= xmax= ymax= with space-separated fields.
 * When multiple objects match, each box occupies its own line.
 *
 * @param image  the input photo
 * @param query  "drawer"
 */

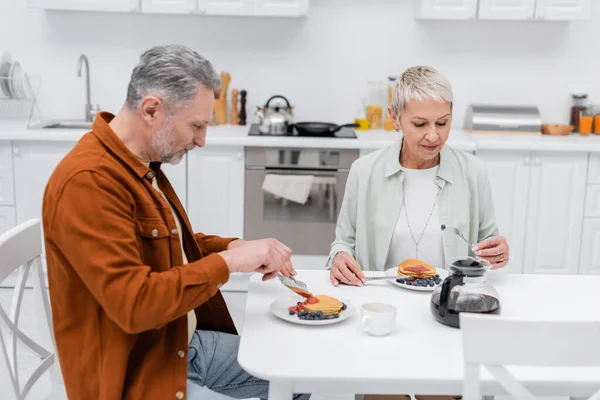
xmin=588 ymin=153 xmax=600 ymax=185
xmin=0 ymin=143 xmax=15 ymax=205
xmin=0 ymin=206 xmax=16 ymax=235
xmin=222 ymin=291 xmax=247 ymax=332
xmin=585 ymin=185 xmax=600 ymax=217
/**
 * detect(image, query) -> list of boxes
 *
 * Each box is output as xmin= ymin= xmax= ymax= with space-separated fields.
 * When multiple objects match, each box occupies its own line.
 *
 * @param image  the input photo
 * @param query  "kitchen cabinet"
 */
xmin=13 ymin=142 xmax=74 ymax=226
xmin=141 ymin=0 xmax=196 ymax=13
xmin=416 ymin=0 xmax=478 ymax=20
xmin=187 ymin=146 xmax=244 ymax=239
xmin=523 ymin=152 xmax=587 ymax=274
xmin=478 ymin=151 xmax=587 ymax=275
xmin=478 ymin=0 xmax=535 ymax=20
xmin=28 ymin=0 xmax=139 ymax=12
xmin=579 ymin=218 xmax=600 ymax=275
xmin=588 ymin=154 xmax=600 ymax=184
xmin=198 ymin=0 xmax=254 ymax=15
xmin=222 ymin=291 xmax=247 ymax=331
xmin=0 ymin=143 xmax=15 ymax=206
xmin=0 ymin=206 xmax=16 ymax=235
xmin=535 ymin=0 xmax=591 ymax=20
xmin=253 ymin=0 xmax=308 ymax=16
xmin=477 ymin=150 xmax=531 ymax=273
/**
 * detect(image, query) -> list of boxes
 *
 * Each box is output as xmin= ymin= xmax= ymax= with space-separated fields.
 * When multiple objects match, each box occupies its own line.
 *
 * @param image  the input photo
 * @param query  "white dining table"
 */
xmin=237 ymin=270 xmax=600 ymax=399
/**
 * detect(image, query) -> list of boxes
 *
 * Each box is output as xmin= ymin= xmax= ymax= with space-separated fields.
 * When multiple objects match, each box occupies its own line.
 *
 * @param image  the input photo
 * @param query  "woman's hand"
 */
xmin=473 ymin=236 xmax=509 ymax=269
xmin=330 ymin=252 xmax=366 ymax=287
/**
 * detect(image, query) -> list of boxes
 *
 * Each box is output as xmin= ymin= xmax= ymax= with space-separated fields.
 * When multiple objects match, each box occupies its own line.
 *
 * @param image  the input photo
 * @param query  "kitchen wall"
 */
xmin=1 ymin=0 xmax=599 ymax=126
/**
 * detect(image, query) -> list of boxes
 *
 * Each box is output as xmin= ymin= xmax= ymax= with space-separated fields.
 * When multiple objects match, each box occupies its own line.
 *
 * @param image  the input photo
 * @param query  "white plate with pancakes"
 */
xmin=384 ymin=258 xmax=449 ymax=292
xmin=270 ymin=295 xmax=355 ymax=326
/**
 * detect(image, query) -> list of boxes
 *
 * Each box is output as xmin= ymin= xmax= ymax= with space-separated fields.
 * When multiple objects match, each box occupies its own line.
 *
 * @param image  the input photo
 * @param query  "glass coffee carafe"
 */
xmin=430 ymin=256 xmax=500 ymax=328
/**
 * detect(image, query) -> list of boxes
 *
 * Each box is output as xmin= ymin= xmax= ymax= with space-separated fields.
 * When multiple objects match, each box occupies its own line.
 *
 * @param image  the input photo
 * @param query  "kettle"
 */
xmin=430 ymin=256 xmax=500 ymax=328
xmin=255 ymin=95 xmax=294 ymax=134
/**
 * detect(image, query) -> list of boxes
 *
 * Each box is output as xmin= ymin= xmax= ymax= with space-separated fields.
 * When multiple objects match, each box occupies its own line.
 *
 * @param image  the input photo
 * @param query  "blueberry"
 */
xmin=289 ymin=310 xmax=296 ymax=315
xmin=299 ymin=315 xmax=306 ymax=320
xmin=435 ymin=278 xmax=441 ymax=284
xmin=341 ymin=303 xmax=347 ymax=310
xmin=435 ymin=274 xmax=440 ymax=279
xmin=396 ymin=278 xmax=404 ymax=283
xmin=333 ymin=314 xmax=340 ymax=319
xmin=428 ymin=282 xmax=435 ymax=287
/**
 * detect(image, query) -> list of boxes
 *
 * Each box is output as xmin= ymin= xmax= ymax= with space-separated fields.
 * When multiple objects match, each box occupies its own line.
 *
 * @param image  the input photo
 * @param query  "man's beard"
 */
xmin=150 ymin=116 xmax=185 ymax=165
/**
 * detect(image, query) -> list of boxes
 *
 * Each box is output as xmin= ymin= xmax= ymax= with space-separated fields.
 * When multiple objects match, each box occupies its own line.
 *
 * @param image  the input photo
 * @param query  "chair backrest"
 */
xmin=460 ymin=312 xmax=600 ymax=400
xmin=0 ymin=219 xmax=58 ymax=400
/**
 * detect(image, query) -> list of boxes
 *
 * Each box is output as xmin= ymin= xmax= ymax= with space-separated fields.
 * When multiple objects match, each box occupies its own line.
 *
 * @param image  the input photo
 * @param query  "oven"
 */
xmin=244 ymin=147 xmax=359 ymax=255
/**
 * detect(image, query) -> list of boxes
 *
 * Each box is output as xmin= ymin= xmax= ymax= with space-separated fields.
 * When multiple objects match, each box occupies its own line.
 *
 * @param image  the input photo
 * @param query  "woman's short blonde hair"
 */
xmin=390 ymin=65 xmax=453 ymax=117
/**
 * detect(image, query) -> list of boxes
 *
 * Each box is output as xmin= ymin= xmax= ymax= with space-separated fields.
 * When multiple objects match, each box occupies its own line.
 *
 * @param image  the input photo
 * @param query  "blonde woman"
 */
xmin=328 ymin=66 xmax=509 ymax=288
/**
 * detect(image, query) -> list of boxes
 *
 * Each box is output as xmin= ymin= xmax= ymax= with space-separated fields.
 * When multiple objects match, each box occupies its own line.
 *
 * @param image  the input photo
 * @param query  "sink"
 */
xmin=32 ymin=120 xmax=94 ymax=130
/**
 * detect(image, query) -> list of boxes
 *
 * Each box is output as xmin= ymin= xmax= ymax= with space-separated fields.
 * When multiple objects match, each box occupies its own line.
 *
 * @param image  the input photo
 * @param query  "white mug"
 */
xmin=360 ymin=302 xmax=397 ymax=336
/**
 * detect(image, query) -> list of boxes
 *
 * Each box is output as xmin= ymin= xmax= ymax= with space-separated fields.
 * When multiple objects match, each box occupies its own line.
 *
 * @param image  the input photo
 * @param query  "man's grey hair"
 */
xmin=126 ymin=44 xmax=221 ymax=112
xmin=390 ymin=65 xmax=453 ymax=117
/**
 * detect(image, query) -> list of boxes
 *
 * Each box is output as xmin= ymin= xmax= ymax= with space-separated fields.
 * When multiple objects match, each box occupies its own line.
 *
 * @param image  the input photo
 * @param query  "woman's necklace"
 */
xmin=401 ymin=186 xmax=440 ymax=259
xmin=399 ymin=148 xmax=441 ymax=259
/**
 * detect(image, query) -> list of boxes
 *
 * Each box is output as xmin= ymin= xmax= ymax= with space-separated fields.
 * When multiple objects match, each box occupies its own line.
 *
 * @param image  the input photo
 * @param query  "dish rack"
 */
xmin=0 ymin=75 xmax=43 ymax=126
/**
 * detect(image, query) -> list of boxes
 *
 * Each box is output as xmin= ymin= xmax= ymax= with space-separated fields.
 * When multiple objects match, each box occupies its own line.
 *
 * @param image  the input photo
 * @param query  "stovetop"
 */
xmin=247 ymin=123 xmax=357 ymax=139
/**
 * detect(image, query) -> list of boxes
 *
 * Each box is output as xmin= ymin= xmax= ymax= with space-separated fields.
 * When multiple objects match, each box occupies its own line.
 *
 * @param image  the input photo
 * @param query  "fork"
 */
xmin=441 ymin=224 xmax=474 ymax=248
xmin=278 ymin=273 xmax=310 ymax=292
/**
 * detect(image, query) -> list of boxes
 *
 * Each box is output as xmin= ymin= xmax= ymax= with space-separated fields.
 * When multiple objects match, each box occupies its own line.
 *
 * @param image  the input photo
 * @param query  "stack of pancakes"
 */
xmin=301 ymin=295 xmax=344 ymax=316
xmin=398 ymin=258 xmax=437 ymax=278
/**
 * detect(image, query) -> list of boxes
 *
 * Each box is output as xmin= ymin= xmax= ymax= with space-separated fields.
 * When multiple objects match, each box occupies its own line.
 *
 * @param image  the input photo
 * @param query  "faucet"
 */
xmin=76 ymin=54 xmax=99 ymax=122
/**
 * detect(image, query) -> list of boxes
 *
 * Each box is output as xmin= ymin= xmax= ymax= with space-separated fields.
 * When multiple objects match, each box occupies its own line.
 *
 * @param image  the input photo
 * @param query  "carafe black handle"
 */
xmin=438 ymin=273 xmax=464 ymax=318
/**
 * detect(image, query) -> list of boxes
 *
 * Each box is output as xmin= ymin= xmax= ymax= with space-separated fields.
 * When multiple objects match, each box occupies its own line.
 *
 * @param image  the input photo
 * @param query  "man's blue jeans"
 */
xmin=187 ymin=330 xmax=310 ymax=400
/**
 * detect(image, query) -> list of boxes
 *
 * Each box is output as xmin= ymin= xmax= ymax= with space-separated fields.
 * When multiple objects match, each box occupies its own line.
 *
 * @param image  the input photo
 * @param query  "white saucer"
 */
xmin=270 ymin=296 xmax=355 ymax=326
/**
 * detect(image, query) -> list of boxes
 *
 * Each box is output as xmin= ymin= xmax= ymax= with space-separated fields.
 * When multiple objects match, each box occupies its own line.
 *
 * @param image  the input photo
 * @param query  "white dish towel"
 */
xmin=261 ymin=174 xmax=315 ymax=204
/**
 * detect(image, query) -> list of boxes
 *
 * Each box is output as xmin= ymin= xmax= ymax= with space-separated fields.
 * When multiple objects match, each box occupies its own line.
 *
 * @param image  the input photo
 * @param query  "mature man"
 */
xmin=42 ymin=44 xmax=303 ymax=400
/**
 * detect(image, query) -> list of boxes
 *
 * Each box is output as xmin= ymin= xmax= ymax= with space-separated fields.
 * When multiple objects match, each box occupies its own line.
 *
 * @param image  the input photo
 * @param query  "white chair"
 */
xmin=0 ymin=219 xmax=64 ymax=399
xmin=460 ymin=313 xmax=600 ymax=400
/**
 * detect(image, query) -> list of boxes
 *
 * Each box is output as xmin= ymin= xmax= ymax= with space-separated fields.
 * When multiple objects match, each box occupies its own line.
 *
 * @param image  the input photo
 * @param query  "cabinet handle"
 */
xmin=524 ymin=156 xmax=531 ymax=165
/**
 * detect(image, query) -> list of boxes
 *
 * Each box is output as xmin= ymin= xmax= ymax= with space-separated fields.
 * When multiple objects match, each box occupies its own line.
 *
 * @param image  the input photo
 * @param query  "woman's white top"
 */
xmin=384 ymin=165 xmax=445 ymax=271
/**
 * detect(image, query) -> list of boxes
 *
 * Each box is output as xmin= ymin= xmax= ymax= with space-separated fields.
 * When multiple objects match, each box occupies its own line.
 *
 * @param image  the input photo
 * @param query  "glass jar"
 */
xmin=570 ymin=93 xmax=588 ymax=132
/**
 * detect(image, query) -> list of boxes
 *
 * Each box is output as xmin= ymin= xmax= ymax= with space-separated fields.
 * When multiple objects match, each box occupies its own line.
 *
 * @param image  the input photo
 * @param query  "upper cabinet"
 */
xmin=28 ymin=0 xmax=139 ymax=12
xmin=30 ymin=0 xmax=308 ymax=16
xmin=141 ymin=0 xmax=196 ymax=14
xmin=198 ymin=0 xmax=254 ymax=16
xmin=535 ymin=0 xmax=591 ymax=20
xmin=478 ymin=0 xmax=535 ymax=20
xmin=253 ymin=0 xmax=308 ymax=17
xmin=417 ymin=0 xmax=592 ymax=20
xmin=416 ymin=0 xmax=478 ymax=20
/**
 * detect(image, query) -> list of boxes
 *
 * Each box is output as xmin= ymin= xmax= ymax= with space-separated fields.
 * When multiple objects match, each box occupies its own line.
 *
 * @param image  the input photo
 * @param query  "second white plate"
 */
xmin=384 ymin=267 xmax=449 ymax=292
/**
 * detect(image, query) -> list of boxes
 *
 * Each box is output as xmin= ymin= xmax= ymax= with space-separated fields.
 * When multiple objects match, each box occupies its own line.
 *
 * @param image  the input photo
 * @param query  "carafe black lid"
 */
xmin=449 ymin=257 xmax=488 ymax=277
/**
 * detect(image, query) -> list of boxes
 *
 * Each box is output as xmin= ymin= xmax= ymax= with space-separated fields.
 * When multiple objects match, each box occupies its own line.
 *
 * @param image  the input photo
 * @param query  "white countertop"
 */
xmin=5 ymin=120 xmax=600 ymax=152
xmin=238 ymin=270 xmax=600 ymax=397
xmin=468 ymin=132 xmax=600 ymax=152
xmin=0 ymin=121 xmax=476 ymax=151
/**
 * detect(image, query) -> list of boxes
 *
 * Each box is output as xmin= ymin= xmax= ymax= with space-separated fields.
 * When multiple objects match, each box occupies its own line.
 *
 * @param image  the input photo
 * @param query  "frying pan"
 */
xmin=292 ymin=122 xmax=359 ymax=137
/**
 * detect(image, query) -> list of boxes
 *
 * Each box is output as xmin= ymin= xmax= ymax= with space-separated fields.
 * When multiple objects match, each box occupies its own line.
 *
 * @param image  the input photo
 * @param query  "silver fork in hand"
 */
xmin=441 ymin=225 xmax=474 ymax=248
